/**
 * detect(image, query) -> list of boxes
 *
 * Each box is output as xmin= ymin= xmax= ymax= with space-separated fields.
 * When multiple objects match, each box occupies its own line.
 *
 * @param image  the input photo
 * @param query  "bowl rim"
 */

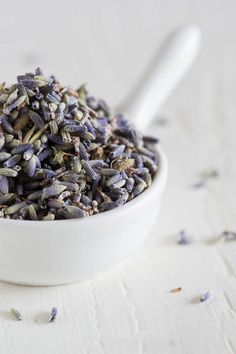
xmin=0 ymin=145 xmax=168 ymax=225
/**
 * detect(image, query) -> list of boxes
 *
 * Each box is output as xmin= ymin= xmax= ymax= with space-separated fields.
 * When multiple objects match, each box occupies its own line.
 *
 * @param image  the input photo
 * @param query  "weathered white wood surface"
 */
xmin=0 ymin=0 xmax=236 ymax=353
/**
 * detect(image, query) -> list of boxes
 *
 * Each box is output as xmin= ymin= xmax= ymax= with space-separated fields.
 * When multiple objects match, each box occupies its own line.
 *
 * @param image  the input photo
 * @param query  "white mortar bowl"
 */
xmin=0 ymin=26 xmax=201 ymax=285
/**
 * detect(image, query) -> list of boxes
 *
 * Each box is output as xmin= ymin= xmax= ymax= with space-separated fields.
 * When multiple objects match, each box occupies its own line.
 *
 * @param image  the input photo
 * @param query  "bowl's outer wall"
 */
xmin=0 ymin=194 xmax=161 ymax=285
xmin=0 ymin=147 xmax=167 ymax=285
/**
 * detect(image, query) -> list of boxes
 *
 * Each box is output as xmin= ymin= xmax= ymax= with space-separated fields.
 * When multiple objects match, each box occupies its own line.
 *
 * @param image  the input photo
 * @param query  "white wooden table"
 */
xmin=0 ymin=0 xmax=236 ymax=353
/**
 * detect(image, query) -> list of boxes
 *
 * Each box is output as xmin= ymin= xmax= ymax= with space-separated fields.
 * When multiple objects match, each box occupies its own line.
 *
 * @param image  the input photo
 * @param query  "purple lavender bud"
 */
xmin=85 ymin=119 xmax=95 ymax=132
xmin=38 ymin=148 xmax=53 ymax=161
xmin=0 ymin=133 xmax=5 ymax=151
xmin=0 ymin=193 xmax=15 ymax=204
xmin=48 ymin=134 xmax=65 ymax=145
xmin=92 ymin=177 xmax=100 ymax=194
xmin=177 ymin=230 xmax=192 ymax=245
xmin=98 ymin=99 xmax=110 ymax=115
xmin=110 ymin=145 xmax=125 ymax=159
xmin=73 ymin=192 xmax=81 ymax=204
xmin=220 ymin=231 xmax=236 ymax=241
xmin=106 ymin=173 xmax=122 ymax=187
xmin=49 ymin=307 xmax=58 ymax=323
xmin=130 ymin=129 xmax=141 ymax=146
xmin=125 ymin=177 xmax=135 ymax=193
xmin=143 ymin=136 xmax=159 ymax=144
xmin=40 ymin=100 xmax=51 ymax=122
xmin=132 ymin=153 xmax=143 ymax=169
xmin=100 ymin=168 xmax=119 ymax=176
xmin=116 ymin=190 xmax=129 ymax=205
xmin=0 ymin=175 xmax=9 ymax=194
xmin=17 ymin=76 xmax=39 ymax=89
xmin=132 ymin=175 xmax=147 ymax=196
xmin=43 ymin=169 xmax=56 ymax=178
xmin=35 ymin=67 xmax=43 ymax=75
xmin=58 ymin=206 xmax=85 ymax=219
xmin=4 ymin=201 xmax=27 ymax=215
xmin=113 ymin=179 xmax=126 ymax=188
xmin=138 ymin=146 xmax=156 ymax=159
xmin=0 ymin=115 xmax=14 ymax=133
xmin=192 ymin=181 xmax=205 ymax=189
xmin=41 ymin=184 xmax=67 ymax=200
xmin=25 ymin=155 xmax=37 ymax=177
xmin=136 ymin=167 xmax=150 ymax=175
xmin=0 ymin=152 xmax=11 ymax=162
xmin=80 ymin=194 xmax=91 ymax=206
xmin=200 ymin=292 xmax=211 ymax=302
xmin=88 ymin=160 xmax=109 ymax=169
xmin=23 ymin=148 xmax=34 ymax=161
xmin=4 ymin=154 xmax=21 ymax=168
xmin=120 ymin=171 xmax=128 ymax=180
xmin=99 ymin=201 xmax=118 ymax=212
xmin=11 ymin=143 xmax=32 ymax=155
xmin=86 ymin=96 xmax=98 ymax=110
xmin=27 ymin=190 xmax=43 ymax=200
xmin=47 ymin=199 xmax=65 ymax=208
xmin=59 ymin=182 xmax=79 ymax=192
xmin=78 ymin=142 xmax=89 ymax=160
xmin=64 ymin=125 xmax=87 ymax=133
xmin=34 ymin=155 xmax=41 ymax=169
xmin=81 ymin=160 xmax=99 ymax=180
xmin=29 ymin=110 xmax=45 ymax=129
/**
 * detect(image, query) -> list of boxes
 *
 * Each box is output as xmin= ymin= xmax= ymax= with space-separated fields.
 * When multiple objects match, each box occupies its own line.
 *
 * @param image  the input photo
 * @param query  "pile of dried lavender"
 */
xmin=0 ymin=69 xmax=159 ymax=220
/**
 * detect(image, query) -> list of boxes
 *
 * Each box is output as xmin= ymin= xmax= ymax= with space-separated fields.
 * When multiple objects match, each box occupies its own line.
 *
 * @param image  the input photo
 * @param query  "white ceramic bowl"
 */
xmin=0 ymin=26 xmax=200 ymax=285
xmin=0 ymin=146 xmax=167 ymax=286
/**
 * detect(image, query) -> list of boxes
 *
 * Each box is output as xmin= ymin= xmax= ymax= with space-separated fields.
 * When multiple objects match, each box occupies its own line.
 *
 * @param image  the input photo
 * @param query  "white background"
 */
xmin=0 ymin=0 xmax=236 ymax=353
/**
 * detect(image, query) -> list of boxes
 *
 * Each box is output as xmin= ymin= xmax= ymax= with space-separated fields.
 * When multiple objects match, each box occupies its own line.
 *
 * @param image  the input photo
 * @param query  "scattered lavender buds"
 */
xmin=10 ymin=308 xmax=22 ymax=321
xmin=192 ymin=169 xmax=219 ymax=189
xmin=202 ymin=169 xmax=219 ymax=179
xmin=0 ymin=69 xmax=159 ymax=220
xmin=49 ymin=307 xmax=58 ymax=323
xmin=200 ymin=292 xmax=211 ymax=302
xmin=177 ymin=230 xmax=192 ymax=245
xmin=192 ymin=181 xmax=205 ymax=189
xmin=220 ymin=230 xmax=236 ymax=242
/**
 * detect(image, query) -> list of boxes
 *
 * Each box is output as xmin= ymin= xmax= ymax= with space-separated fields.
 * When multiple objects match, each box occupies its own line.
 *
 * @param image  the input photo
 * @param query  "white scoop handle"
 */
xmin=120 ymin=26 xmax=201 ymax=131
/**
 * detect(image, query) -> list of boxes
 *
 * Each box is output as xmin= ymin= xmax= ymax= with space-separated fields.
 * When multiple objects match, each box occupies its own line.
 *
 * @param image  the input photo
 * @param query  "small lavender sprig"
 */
xmin=177 ymin=230 xmax=192 ymax=245
xmin=200 ymin=292 xmax=211 ymax=302
xmin=220 ymin=230 xmax=236 ymax=242
xmin=192 ymin=169 xmax=219 ymax=189
xmin=49 ymin=307 xmax=58 ymax=323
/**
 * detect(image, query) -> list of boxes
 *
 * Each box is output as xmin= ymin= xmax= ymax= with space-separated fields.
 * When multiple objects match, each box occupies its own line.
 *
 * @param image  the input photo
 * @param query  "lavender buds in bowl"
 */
xmin=0 ymin=69 xmax=159 ymax=221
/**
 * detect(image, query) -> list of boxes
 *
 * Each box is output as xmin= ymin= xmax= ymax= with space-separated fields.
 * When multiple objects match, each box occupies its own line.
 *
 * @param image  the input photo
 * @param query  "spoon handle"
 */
xmin=120 ymin=25 xmax=201 ymax=131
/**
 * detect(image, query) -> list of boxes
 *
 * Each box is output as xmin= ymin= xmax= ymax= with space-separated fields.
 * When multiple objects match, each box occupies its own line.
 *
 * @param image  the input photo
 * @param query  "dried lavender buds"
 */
xmin=177 ymin=230 xmax=192 ymax=245
xmin=49 ymin=307 xmax=58 ymax=323
xmin=0 ymin=69 xmax=159 ymax=220
xmin=200 ymin=292 xmax=211 ymax=302
xmin=10 ymin=308 xmax=22 ymax=321
xmin=219 ymin=230 xmax=236 ymax=242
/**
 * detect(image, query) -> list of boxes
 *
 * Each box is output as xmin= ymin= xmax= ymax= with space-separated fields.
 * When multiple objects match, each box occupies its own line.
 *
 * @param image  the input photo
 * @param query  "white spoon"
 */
xmin=120 ymin=25 xmax=201 ymax=131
